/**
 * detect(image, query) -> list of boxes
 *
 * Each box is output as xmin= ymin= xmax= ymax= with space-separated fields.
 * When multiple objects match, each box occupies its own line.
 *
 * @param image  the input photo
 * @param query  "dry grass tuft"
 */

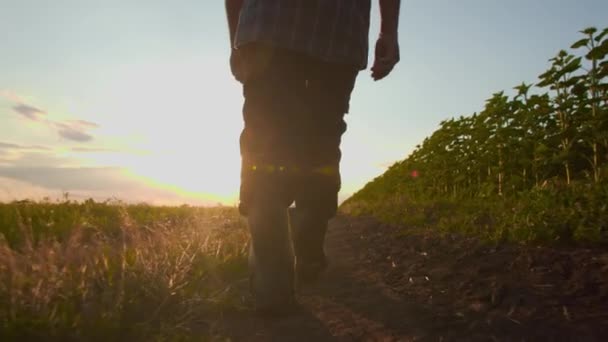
xmin=0 ymin=200 xmax=249 ymax=340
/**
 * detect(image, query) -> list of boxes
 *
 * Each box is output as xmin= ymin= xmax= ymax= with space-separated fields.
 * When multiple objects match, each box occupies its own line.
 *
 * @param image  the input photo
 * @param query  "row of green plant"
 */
xmin=0 ymin=200 xmax=248 ymax=340
xmin=343 ymin=183 xmax=607 ymax=244
xmin=342 ymin=27 xmax=608 ymax=244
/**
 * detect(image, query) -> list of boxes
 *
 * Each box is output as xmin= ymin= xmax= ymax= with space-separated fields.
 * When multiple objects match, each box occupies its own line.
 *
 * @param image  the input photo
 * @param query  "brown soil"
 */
xmin=213 ymin=215 xmax=608 ymax=341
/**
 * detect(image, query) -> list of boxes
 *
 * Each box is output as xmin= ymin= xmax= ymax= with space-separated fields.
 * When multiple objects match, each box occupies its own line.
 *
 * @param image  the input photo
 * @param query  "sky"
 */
xmin=1 ymin=0 xmax=607 ymax=205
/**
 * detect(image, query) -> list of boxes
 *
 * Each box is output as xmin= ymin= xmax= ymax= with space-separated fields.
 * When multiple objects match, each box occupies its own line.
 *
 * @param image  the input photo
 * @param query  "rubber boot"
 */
xmin=247 ymin=202 xmax=296 ymax=314
xmin=289 ymin=207 xmax=329 ymax=286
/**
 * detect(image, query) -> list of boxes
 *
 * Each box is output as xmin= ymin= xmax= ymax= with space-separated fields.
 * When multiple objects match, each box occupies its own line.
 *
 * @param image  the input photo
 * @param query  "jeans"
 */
xmin=238 ymin=43 xmax=359 ymax=220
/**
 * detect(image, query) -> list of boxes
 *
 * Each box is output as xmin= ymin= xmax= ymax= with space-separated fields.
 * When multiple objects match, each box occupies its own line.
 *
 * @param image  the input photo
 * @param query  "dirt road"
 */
xmin=215 ymin=215 xmax=608 ymax=341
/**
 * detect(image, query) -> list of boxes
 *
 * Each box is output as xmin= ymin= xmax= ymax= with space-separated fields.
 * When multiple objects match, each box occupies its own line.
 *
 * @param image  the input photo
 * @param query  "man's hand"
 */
xmin=373 ymin=0 xmax=401 ymax=81
xmin=371 ymin=32 xmax=400 ymax=81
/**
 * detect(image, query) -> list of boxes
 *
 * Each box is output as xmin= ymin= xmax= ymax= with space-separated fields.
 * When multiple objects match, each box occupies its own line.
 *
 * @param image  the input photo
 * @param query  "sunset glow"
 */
xmin=2 ymin=1 xmax=606 ymax=205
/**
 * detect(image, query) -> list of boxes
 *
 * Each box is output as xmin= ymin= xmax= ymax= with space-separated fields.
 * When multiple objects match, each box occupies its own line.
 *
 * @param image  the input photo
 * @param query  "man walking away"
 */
xmin=225 ymin=0 xmax=401 ymax=314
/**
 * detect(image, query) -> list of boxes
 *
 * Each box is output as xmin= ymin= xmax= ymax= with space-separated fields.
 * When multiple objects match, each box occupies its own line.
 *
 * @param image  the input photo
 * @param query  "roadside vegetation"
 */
xmin=342 ymin=27 xmax=608 ymax=245
xmin=0 ymin=199 xmax=248 ymax=340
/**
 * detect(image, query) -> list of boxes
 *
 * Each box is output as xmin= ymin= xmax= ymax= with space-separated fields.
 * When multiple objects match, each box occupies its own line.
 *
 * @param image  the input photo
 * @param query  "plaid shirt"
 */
xmin=234 ymin=0 xmax=372 ymax=70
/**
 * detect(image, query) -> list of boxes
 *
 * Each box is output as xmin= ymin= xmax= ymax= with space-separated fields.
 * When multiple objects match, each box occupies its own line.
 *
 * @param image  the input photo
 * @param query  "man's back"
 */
xmin=235 ymin=0 xmax=372 ymax=69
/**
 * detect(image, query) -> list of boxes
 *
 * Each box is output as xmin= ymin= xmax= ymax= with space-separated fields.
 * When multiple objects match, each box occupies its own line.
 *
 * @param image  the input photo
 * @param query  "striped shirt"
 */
xmin=234 ymin=0 xmax=372 ymax=70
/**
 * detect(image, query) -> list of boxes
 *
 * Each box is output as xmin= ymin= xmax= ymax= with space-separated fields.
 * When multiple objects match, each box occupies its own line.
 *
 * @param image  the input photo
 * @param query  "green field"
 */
xmin=0 ymin=199 xmax=249 ymax=340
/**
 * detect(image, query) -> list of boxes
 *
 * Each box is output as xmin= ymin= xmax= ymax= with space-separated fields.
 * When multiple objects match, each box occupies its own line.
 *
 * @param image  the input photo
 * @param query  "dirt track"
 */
xmin=215 ymin=215 xmax=608 ymax=341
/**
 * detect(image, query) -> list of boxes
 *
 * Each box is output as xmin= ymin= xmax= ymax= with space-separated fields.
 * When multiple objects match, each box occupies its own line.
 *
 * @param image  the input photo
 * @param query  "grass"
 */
xmin=341 ymin=182 xmax=608 ymax=245
xmin=0 ymin=199 xmax=249 ymax=341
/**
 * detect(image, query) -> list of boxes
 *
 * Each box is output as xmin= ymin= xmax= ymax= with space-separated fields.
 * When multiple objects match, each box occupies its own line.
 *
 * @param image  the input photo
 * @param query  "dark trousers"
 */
xmin=239 ymin=44 xmax=358 ymax=220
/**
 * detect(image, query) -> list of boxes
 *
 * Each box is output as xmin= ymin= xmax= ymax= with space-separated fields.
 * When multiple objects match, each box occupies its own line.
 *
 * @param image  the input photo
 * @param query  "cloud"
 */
xmin=13 ymin=104 xmax=46 ymax=121
xmin=71 ymin=147 xmax=119 ymax=153
xmin=54 ymin=120 xmax=99 ymax=142
xmin=65 ymin=120 xmax=99 ymax=129
xmin=0 ymin=166 xmax=135 ymax=191
xmin=0 ymin=151 xmax=75 ymax=168
xmin=0 ymin=148 xmax=223 ymax=206
xmin=3 ymin=92 xmax=99 ymax=143
xmin=0 ymin=170 xmax=217 ymax=206
xmin=0 ymin=144 xmax=53 ymax=165
xmin=0 ymin=150 xmax=184 ymax=200
xmin=0 ymin=141 xmax=51 ymax=151
xmin=0 ymin=142 xmax=23 ymax=149
xmin=56 ymin=126 xmax=94 ymax=142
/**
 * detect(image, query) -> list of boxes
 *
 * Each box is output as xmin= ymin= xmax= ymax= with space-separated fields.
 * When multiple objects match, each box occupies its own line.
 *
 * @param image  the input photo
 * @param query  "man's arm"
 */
xmin=372 ymin=0 xmax=401 ymax=81
xmin=379 ymin=0 xmax=400 ymax=36
xmin=226 ymin=0 xmax=245 ymax=82
xmin=225 ymin=0 xmax=244 ymax=48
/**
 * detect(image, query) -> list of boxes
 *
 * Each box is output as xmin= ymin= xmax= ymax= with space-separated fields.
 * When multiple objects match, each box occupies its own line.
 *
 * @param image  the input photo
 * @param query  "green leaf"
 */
xmin=538 ymin=68 xmax=556 ymax=83
xmin=571 ymin=38 xmax=589 ymax=49
xmin=562 ymin=57 xmax=582 ymax=74
xmin=586 ymin=40 xmax=608 ymax=60
xmin=595 ymin=27 xmax=608 ymax=42
xmin=571 ymin=82 xmax=587 ymax=97
xmin=597 ymin=83 xmax=608 ymax=93
xmin=514 ymin=82 xmax=532 ymax=96
xmin=581 ymin=27 xmax=597 ymax=35
xmin=557 ymin=50 xmax=569 ymax=59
